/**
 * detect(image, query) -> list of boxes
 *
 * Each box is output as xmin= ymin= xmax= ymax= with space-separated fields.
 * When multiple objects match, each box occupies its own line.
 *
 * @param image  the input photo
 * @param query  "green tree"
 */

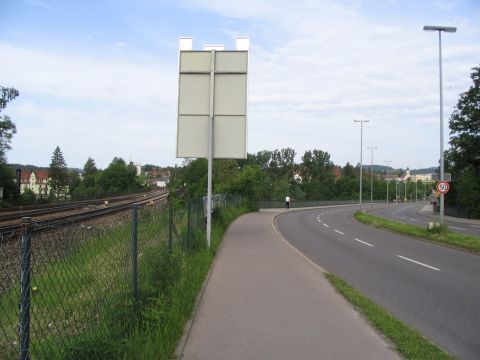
xmin=446 ymin=65 xmax=480 ymax=217
xmin=48 ymin=146 xmax=69 ymax=198
xmin=0 ymin=86 xmax=19 ymax=164
xmin=300 ymin=149 xmax=336 ymax=200
xmin=97 ymin=157 xmax=142 ymax=195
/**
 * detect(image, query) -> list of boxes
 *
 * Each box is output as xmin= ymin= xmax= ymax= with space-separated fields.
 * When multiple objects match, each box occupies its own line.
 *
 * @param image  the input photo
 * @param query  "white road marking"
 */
xmin=408 ymin=218 xmax=418 ymax=222
xmin=354 ymin=238 xmax=373 ymax=247
xmin=396 ymin=255 xmax=441 ymax=271
xmin=449 ymin=226 xmax=466 ymax=231
xmin=323 ymin=223 xmax=329 ymax=228
xmin=469 ymin=225 xmax=480 ymax=228
xmin=334 ymin=229 xmax=344 ymax=235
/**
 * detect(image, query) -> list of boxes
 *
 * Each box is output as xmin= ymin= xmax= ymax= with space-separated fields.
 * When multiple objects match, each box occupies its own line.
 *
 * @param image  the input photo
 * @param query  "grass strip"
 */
xmin=354 ymin=211 xmax=480 ymax=253
xmin=325 ymin=273 xmax=454 ymax=360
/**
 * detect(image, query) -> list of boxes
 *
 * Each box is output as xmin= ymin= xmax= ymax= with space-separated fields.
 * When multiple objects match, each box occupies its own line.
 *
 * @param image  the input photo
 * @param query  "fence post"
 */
xmin=19 ymin=217 xmax=33 ymax=360
xmin=187 ymin=199 xmax=191 ymax=247
xmin=131 ymin=204 xmax=138 ymax=305
xmin=168 ymin=195 xmax=173 ymax=250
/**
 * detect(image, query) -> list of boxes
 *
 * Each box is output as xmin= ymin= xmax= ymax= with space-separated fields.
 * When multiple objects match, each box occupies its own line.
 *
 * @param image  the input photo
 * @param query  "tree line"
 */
xmin=168 ymin=148 xmax=427 ymax=206
xmin=1 ymin=65 xmax=478 ymax=215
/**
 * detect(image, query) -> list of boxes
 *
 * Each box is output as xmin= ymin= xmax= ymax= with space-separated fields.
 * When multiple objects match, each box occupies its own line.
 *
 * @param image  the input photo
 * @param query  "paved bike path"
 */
xmin=177 ymin=210 xmax=401 ymax=360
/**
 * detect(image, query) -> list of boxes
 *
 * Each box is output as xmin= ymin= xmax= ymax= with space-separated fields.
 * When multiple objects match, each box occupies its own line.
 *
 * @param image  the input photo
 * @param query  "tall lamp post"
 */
xmin=385 ymin=160 xmax=392 ymax=203
xmin=423 ymin=25 xmax=456 ymax=227
xmin=367 ymin=146 xmax=378 ymax=207
xmin=354 ymin=120 xmax=369 ymax=211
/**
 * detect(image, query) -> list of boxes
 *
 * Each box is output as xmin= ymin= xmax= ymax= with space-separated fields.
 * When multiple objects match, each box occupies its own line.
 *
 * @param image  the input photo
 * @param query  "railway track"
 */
xmin=0 ymin=190 xmax=169 ymax=236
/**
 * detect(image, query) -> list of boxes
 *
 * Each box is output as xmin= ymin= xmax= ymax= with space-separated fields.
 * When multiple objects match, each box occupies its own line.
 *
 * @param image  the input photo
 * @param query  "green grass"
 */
xmin=0 ymin=203 xmax=250 ymax=359
xmin=325 ymin=273 xmax=455 ymax=360
xmin=354 ymin=211 xmax=480 ymax=253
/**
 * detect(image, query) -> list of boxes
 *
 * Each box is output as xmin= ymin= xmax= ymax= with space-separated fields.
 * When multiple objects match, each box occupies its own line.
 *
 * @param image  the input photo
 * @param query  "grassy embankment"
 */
xmin=326 ymin=274 xmax=454 ymax=359
xmin=0 ymin=203 xmax=249 ymax=359
xmin=355 ymin=211 xmax=480 ymax=253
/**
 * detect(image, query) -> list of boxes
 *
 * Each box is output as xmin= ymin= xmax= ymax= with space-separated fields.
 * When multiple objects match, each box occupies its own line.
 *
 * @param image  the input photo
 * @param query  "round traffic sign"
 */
xmin=436 ymin=180 xmax=450 ymax=194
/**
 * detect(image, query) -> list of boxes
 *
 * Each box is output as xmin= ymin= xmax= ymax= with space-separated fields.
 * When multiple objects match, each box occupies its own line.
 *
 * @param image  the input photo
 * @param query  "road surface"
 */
xmin=276 ymin=205 xmax=480 ymax=360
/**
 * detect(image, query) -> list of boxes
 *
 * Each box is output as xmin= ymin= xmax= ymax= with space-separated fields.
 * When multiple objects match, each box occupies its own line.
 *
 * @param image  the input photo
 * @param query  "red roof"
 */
xmin=20 ymin=170 xmax=49 ymax=183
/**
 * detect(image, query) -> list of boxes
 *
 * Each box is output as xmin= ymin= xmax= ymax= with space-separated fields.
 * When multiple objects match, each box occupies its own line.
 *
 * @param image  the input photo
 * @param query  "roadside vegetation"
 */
xmin=0 ymin=199 xmax=250 ymax=359
xmin=326 ymin=273 xmax=454 ymax=360
xmin=355 ymin=211 xmax=480 ymax=253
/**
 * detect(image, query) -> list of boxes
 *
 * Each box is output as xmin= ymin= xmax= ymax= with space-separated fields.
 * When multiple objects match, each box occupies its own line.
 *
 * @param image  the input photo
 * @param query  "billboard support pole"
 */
xmin=207 ymin=49 xmax=215 ymax=248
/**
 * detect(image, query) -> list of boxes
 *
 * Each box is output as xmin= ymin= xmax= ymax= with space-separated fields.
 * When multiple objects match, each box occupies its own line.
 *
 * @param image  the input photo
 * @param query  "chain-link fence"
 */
xmin=0 ymin=193 xmax=246 ymax=359
xmin=0 ymin=194 xmax=244 ymax=359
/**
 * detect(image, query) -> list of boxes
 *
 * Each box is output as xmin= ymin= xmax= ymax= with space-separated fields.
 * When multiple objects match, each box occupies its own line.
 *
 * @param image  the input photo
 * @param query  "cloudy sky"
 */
xmin=1 ymin=0 xmax=479 ymax=170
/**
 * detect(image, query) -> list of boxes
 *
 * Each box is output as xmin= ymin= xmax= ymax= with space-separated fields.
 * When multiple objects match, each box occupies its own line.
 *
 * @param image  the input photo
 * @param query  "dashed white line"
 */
xmin=396 ymin=255 xmax=441 ymax=271
xmin=408 ymin=218 xmax=418 ymax=222
xmin=354 ymin=238 xmax=373 ymax=247
xmin=323 ymin=223 xmax=329 ymax=228
xmin=449 ymin=226 xmax=466 ymax=231
xmin=334 ymin=229 xmax=344 ymax=235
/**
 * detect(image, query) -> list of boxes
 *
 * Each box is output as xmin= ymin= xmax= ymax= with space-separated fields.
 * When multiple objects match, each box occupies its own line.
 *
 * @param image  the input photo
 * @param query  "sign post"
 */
xmin=176 ymin=37 xmax=249 ymax=248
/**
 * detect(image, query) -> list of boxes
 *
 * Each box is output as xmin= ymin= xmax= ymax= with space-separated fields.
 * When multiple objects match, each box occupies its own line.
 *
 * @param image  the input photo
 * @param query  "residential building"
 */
xmin=20 ymin=170 xmax=51 ymax=198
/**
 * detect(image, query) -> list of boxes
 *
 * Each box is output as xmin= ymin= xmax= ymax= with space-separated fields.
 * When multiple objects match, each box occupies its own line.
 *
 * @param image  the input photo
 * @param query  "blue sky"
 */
xmin=1 ymin=0 xmax=479 ymax=170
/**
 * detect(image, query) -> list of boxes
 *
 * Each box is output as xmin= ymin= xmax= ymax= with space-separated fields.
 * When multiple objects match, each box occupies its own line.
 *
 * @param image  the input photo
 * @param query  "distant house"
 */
xmin=331 ymin=166 xmax=341 ymax=180
xmin=155 ymin=175 xmax=170 ymax=188
xmin=20 ymin=170 xmax=51 ymax=198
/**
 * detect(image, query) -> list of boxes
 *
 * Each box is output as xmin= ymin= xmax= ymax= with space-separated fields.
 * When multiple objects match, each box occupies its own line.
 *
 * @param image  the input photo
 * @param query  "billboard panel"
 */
xmin=176 ymin=49 xmax=248 ymax=159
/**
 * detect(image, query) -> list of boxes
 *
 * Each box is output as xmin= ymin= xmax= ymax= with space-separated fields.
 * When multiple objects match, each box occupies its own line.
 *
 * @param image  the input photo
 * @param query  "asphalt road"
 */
xmin=369 ymin=201 xmax=480 ymax=238
xmin=276 ymin=205 xmax=480 ymax=360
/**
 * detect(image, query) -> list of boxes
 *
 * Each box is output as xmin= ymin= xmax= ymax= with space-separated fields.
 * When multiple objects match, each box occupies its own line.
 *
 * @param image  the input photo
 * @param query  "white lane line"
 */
xmin=449 ymin=226 xmax=466 ymax=231
xmin=334 ymin=229 xmax=344 ymax=235
xmin=396 ymin=255 xmax=441 ymax=271
xmin=469 ymin=225 xmax=480 ymax=228
xmin=354 ymin=238 xmax=373 ymax=247
xmin=323 ymin=223 xmax=330 ymax=228
xmin=408 ymin=218 xmax=418 ymax=222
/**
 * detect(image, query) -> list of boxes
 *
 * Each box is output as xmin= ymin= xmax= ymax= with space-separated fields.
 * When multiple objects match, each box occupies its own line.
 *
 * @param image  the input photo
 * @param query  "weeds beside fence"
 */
xmin=0 ymin=194 xmax=246 ymax=359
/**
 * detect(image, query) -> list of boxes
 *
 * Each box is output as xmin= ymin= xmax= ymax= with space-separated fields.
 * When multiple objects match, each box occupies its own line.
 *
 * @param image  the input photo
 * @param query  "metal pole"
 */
xmin=415 ymin=179 xmax=418 ymax=202
xmin=168 ymin=196 xmax=173 ymax=250
xmin=424 ymin=25 xmax=456 ymax=226
xmin=20 ymin=217 xmax=33 ymax=360
xmin=207 ymin=50 xmax=215 ymax=248
xmin=405 ymin=179 xmax=407 ymax=203
xmin=385 ymin=160 xmax=392 ymax=204
xmin=354 ymin=120 xmax=369 ymax=211
xmin=438 ymin=31 xmax=445 ymax=227
xmin=131 ymin=204 xmax=138 ymax=304
xmin=367 ymin=146 xmax=377 ymax=207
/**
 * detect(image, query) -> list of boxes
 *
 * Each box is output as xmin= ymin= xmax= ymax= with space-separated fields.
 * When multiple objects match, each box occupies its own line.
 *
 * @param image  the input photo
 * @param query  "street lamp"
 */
xmin=423 ymin=25 xmax=456 ymax=227
xmin=385 ymin=160 xmax=392 ymax=204
xmin=367 ymin=146 xmax=377 ymax=207
xmin=354 ymin=120 xmax=369 ymax=211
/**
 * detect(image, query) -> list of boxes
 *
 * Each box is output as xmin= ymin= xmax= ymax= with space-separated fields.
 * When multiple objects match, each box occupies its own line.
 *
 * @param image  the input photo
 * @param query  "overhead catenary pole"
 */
xmin=423 ymin=25 xmax=456 ymax=227
xmin=354 ymin=120 xmax=369 ymax=211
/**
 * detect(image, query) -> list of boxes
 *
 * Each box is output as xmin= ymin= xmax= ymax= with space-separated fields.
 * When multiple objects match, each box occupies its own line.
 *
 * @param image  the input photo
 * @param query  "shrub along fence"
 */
xmin=0 ymin=194 xmax=241 ymax=359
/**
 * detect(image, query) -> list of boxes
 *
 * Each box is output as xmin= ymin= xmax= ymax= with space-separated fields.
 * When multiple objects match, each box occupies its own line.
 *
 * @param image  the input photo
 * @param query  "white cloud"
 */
xmin=3 ymin=1 xmax=479 ymax=170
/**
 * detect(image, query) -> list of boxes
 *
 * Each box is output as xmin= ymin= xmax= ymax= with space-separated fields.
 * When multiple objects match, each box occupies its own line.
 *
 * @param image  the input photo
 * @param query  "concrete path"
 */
xmin=177 ymin=210 xmax=402 ymax=360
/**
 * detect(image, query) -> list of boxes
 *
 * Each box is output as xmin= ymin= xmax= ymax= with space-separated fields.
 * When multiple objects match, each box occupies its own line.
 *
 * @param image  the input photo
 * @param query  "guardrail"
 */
xmin=257 ymin=200 xmax=386 ymax=209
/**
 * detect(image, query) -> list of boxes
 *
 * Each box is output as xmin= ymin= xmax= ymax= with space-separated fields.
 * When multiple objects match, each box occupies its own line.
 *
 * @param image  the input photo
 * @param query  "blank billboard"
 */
xmin=176 ymin=50 xmax=248 ymax=159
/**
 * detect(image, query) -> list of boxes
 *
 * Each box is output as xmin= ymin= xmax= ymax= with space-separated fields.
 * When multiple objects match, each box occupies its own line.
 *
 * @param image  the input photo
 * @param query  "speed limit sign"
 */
xmin=436 ymin=180 xmax=450 ymax=194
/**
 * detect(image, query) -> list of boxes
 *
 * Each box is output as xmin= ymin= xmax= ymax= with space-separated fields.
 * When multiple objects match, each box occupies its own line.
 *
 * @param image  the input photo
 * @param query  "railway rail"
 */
xmin=0 ymin=190 xmax=169 ymax=237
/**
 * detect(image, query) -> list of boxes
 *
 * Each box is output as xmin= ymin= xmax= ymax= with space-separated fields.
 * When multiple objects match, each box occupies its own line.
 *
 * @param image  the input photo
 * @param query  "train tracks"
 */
xmin=0 ymin=190 xmax=169 ymax=236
